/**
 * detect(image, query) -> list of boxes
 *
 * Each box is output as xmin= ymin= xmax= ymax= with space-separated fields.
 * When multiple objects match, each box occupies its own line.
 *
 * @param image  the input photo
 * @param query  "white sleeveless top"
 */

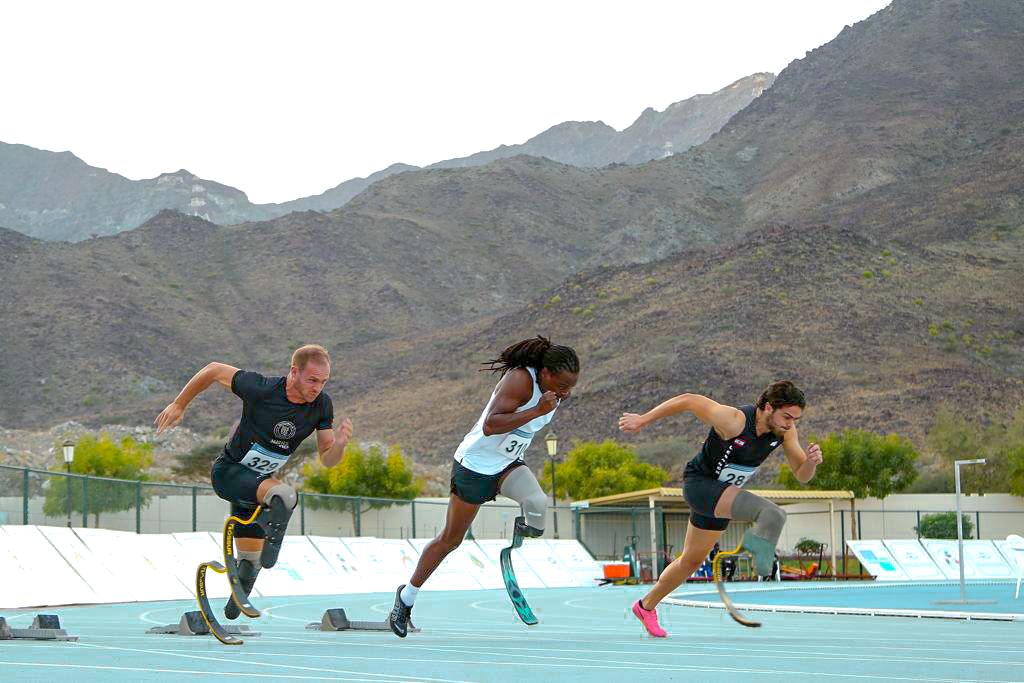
xmin=453 ymin=367 xmax=557 ymax=475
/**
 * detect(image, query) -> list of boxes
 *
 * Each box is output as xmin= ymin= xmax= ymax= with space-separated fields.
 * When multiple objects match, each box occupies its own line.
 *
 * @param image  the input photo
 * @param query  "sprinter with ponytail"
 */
xmin=387 ymin=336 xmax=579 ymax=636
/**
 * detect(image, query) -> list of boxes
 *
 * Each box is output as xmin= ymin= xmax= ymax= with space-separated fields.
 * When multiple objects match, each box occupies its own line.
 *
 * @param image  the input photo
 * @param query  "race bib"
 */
xmin=717 ymin=463 xmax=756 ymax=488
xmin=499 ymin=429 xmax=532 ymax=460
xmin=239 ymin=442 xmax=289 ymax=475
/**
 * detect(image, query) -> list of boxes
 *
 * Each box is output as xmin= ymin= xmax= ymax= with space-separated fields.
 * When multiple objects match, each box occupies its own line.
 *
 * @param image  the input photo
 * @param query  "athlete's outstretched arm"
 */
xmin=619 ymin=393 xmax=746 ymax=440
xmin=316 ymin=418 xmax=353 ymax=468
xmin=781 ymin=428 xmax=822 ymax=484
xmin=482 ymin=369 xmax=559 ymax=436
xmin=154 ymin=362 xmax=239 ymax=434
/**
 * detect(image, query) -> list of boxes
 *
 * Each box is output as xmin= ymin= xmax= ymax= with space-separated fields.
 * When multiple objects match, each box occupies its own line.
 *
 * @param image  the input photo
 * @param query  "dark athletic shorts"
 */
xmin=211 ymin=454 xmax=268 ymax=539
xmin=450 ymin=458 xmax=525 ymax=505
xmin=683 ymin=472 xmax=732 ymax=531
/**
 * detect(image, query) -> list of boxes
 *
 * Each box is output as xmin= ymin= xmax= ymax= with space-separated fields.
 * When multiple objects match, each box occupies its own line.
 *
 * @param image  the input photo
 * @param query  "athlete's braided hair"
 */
xmin=482 ymin=336 xmax=580 ymax=377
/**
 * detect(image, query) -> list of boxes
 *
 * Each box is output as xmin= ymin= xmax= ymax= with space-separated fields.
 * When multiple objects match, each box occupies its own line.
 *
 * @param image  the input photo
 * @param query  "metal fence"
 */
xmin=573 ymin=506 xmax=752 ymax=577
xmin=0 ymin=465 xmax=577 ymax=541
xmin=572 ymin=504 xmax=1024 ymax=577
xmin=3 ymin=465 xmax=1022 ymax=578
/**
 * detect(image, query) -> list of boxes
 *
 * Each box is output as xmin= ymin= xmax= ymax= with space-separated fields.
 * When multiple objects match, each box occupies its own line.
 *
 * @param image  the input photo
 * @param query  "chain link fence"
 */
xmin=0 ymin=465 xmax=574 ymax=541
xmin=3 ymin=465 xmax=1022 ymax=579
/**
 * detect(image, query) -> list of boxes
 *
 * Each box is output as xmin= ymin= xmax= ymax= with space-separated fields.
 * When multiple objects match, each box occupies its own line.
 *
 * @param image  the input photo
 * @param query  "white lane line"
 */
xmin=255 ymin=627 xmax=1024 ymax=662
xmin=139 ymin=604 xmax=190 ymax=625
xmin=260 ymin=628 xmax=1024 ymax=669
xmin=6 ymin=620 xmax=1022 ymax=661
xmin=376 ymin=639 xmax=1023 ymax=669
xmin=0 ymin=612 xmax=36 ymax=623
xmin=468 ymin=597 xmax=658 ymax=623
xmin=132 ymin=599 xmax=300 ymax=626
xmin=72 ymin=641 xmax=475 ymax=683
xmin=65 ymin=642 xmax=1011 ymax=682
xmin=563 ymin=597 xmax=628 ymax=611
xmin=162 ymin=592 xmax=1021 ymax=643
xmin=0 ymin=660 xmax=409 ymax=681
xmin=49 ymin=628 xmax=1024 ymax=659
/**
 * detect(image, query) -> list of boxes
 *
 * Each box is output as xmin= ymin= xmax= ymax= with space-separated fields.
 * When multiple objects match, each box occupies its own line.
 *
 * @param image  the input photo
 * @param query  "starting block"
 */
xmin=147 ymin=610 xmax=261 ymax=638
xmin=0 ymin=614 xmax=78 ymax=641
xmin=306 ymin=608 xmax=420 ymax=633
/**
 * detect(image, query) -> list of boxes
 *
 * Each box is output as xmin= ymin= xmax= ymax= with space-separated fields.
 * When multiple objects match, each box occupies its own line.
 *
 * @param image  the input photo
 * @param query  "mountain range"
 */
xmin=0 ymin=0 xmax=1021 ymax=484
xmin=0 ymin=73 xmax=772 ymax=242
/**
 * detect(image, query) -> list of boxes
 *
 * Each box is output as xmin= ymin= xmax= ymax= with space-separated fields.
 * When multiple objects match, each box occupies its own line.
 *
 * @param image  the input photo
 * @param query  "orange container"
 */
xmin=602 ymin=563 xmax=631 ymax=579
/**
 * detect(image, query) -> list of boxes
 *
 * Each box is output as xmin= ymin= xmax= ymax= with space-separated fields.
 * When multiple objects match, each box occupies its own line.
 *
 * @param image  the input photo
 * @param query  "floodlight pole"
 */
xmin=954 ymin=458 xmax=986 ymax=602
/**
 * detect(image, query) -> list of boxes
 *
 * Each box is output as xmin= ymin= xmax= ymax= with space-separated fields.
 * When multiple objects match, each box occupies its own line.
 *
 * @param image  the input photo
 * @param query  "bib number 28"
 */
xmin=717 ymin=463 xmax=755 ymax=488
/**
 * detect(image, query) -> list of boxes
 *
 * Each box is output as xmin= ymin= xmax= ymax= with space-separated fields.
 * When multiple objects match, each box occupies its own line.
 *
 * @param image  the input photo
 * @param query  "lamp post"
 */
xmin=545 ymin=431 xmax=558 ymax=539
xmin=934 ymin=458 xmax=992 ymax=606
xmin=62 ymin=440 xmax=75 ymax=528
xmin=954 ymin=458 xmax=985 ymax=602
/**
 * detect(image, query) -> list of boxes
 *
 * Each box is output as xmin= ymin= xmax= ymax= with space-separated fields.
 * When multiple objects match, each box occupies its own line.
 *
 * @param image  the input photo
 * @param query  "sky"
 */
xmin=0 ymin=0 xmax=890 ymax=204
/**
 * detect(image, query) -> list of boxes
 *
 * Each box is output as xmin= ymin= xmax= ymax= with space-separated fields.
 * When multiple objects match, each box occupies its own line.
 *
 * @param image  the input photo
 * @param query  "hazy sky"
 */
xmin=1 ymin=0 xmax=890 ymax=204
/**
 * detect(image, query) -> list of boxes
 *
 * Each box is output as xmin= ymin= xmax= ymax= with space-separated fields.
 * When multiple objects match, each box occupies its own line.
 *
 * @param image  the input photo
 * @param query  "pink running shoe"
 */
xmin=632 ymin=599 xmax=667 ymax=638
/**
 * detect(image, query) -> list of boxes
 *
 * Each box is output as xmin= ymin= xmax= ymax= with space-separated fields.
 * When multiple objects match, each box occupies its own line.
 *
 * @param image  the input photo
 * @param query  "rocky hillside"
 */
xmin=341 ymin=222 xmax=1024 ymax=478
xmin=430 ymin=73 xmax=774 ymax=169
xmin=1 ymin=1 xmax=1021 ymax=486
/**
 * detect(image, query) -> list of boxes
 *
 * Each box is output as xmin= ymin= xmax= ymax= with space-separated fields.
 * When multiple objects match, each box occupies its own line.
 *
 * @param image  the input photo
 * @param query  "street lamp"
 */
xmin=545 ymin=431 xmax=559 ymax=539
xmin=934 ymin=458 xmax=991 ymax=606
xmin=954 ymin=458 xmax=986 ymax=602
xmin=62 ymin=440 xmax=75 ymax=528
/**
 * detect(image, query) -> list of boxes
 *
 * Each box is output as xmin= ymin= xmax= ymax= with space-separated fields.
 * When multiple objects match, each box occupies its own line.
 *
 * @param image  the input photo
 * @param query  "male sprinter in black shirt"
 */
xmin=618 ymin=380 xmax=821 ymax=637
xmin=155 ymin=344 xmax=352 ymax=620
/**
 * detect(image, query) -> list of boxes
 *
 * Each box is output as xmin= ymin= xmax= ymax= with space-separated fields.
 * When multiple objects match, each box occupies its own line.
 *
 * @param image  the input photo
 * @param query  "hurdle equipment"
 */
xmin=713 ymin=544 xmax=761 ymax=628
xmin=0 ymin=614 xmax=78 ymax=641
xmin=147 ymin=610 xmax=261 ymax=638
xmin=501 ymin=516 xmax=540 ymax=626
xmin=307 ymin=608 xmax=421 ymax=633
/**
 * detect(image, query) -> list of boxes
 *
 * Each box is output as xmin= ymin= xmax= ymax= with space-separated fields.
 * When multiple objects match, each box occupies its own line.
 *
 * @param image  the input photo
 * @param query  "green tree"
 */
xmin=929 ymin=404 xmax=1017 ymax=494
xmin=794 ymin=537 xmax=824 ymax=556
xmin=1008 ymin=445 xmax=1024 ymax=496
xmin=44 ymin=434 xmax=153 ymax=526
xmin=778 ymin=429 xmax=918 ymax=540
xmin=276 ymin=439 xmax=320 ymax=480
xmin=302 ymin=442 xmax=421 ymax=529
xmin=906 ymin=470 xmax=954 ymax=493
xmin=540 ymin=440 xmax=669 ymax=500
xmin=915 ymin=512 xmax=974 ymax=540
xmin=172 ymin=441 xmax=223 ymax=479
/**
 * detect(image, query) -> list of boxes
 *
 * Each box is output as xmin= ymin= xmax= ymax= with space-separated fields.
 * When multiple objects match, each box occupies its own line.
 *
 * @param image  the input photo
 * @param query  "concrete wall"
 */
xmin=3 ymin=488 xmax=1021 ymax=563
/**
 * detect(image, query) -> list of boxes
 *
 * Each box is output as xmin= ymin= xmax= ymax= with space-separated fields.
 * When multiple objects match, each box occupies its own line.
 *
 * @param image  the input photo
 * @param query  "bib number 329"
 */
xmin=240 ymin=443 xmax=288 ymax=475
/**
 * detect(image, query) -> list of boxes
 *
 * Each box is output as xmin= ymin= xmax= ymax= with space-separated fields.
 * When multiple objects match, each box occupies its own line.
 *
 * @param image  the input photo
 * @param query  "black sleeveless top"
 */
xmin=223 ymin=370 xmax=333 ymax=464
xmin=684 ymin=404 xmax=783 ymax=487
